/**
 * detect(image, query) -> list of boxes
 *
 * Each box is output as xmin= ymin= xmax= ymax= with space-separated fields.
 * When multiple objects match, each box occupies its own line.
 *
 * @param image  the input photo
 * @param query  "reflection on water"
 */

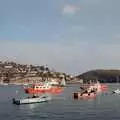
xmin=17 ymin=102 xmax=48 ymax=110
xmin=28 ymin=103 xmax=44 ymax=109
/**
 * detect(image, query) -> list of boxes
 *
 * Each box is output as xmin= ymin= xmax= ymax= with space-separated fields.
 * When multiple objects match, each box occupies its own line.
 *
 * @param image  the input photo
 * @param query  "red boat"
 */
xmin=24 ymin=82 xmax=64 ymax=94
xmin=80 ymin=82 xmax=108 ymax=93
xmin=93 ymin=83 xmax=108 ymax=92
xmin=73 ymin=92 xmax=96 ymax=100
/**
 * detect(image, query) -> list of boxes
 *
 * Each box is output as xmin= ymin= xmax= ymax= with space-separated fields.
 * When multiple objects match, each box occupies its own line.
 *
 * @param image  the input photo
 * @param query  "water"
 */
xmin=0 ymin=84 xmax=120 ymax=120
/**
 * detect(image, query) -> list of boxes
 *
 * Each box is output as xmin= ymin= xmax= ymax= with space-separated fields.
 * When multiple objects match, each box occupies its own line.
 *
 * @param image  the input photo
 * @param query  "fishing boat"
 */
xmin=12 ymin=94 xmax=51 ymax=105
xmin=24 ymin=82 xmax=63 ymax=94
xmin=73 ymin=84 xmax=96 ymax=100
xmin=80 ymin=81 xmax=108 ymax=93
xmin=73 ymin=92 xmax=96 ymax=99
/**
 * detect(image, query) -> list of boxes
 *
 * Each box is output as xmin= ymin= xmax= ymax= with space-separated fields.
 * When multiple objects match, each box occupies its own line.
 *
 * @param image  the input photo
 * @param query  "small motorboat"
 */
xmin=12 ymin=94 xmax=51 ymax=105
xmin=73 ymin=92 xmax=96 ymax=100
xmin=73 ymin=87 xmax=96 ymax=100
xmin=113 ymin=89 xmax=120 ymax=94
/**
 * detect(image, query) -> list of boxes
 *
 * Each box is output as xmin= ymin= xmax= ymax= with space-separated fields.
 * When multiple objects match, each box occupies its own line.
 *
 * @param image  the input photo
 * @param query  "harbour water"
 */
xmin=0 ymin=84 xmax=120 ymax=120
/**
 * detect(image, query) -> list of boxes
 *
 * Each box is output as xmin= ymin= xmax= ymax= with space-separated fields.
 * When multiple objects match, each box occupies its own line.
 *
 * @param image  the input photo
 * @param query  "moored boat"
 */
xmin=80 ymin=81 xmax=108 ymax=93
xmin=24 ymin=82 xmax=63 ymax=94
xmin=73 ymin=84 xmax=97 ymax=100
xmin=12 ymin=94 xmax=51 ymax=105
xmin=73 ymin=92 xmax=96 ymax=100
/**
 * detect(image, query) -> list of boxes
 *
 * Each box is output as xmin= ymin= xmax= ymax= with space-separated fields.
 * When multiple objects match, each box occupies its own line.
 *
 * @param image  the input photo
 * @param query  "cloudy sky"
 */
xmin=0 ymin=0 xmax=120 ymax=74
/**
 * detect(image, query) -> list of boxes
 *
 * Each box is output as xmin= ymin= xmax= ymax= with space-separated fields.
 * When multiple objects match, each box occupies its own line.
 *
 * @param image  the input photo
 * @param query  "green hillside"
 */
xmin=76 ymin=69 xmax=120 ymax=83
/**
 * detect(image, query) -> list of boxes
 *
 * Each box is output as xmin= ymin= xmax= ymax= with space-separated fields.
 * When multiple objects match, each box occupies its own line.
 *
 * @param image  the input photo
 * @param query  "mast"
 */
xmin=117 ymin=76 xmax=119 ymax=83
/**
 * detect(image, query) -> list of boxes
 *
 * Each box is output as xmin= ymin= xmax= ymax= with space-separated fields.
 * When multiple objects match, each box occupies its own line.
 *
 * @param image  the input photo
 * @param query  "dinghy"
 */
xmin=12 ymin=94 xmax=51 ymax=105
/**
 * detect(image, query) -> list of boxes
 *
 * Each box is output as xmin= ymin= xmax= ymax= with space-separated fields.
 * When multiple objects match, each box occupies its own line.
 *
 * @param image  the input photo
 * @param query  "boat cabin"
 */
xmin=31 ymin=84 xmax=51 ymax=90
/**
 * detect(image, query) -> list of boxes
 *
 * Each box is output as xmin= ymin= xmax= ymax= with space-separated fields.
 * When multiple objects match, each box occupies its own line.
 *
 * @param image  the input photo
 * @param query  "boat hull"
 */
xmin=24 ymin=87 xmax=63 ymax=94
xmin=73 ymin=92 xmax=96 ymax=100
xmin=12 ymin=96 xmax=51 ymax=105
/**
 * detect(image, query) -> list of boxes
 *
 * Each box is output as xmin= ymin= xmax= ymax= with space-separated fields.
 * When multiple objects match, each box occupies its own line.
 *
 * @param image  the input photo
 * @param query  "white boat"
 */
xmin=113 ymin=89 xmax=120 ymax=94
xmin=12 ymin=94 xmax=51 ymax=105
xmin=23 ymin=83 xmax=29 ymax=86
xmin=48 ymin=79 xmax=59 ymax=86
xmin=2 ymin=83 xmax=8 ymax=85
xmin=60 ymin=78 xmax=66 ymax=86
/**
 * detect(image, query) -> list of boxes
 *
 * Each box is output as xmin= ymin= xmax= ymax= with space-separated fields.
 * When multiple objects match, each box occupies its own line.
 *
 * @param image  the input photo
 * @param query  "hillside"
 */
xmin=76 ymin=69 xmax=120 ymax=83
xmin=0 ymin=61 xmax=72 ymax=83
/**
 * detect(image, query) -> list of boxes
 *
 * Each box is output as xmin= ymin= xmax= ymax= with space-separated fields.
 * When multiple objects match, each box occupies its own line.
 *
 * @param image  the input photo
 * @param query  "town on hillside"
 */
xmin=0 ymin=61 xmax=78 ymax=85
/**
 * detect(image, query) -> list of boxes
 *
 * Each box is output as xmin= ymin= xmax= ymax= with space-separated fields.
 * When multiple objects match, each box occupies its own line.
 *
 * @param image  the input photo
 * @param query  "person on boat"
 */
xmin=33 ymin=95 xmax=39 ymax=98
xmin=80 ymin=89 xmax=88 ymax=96
xmin=80 ymin=87 xmax=96 ymax=96
xmin=90 ymin=88 xmax=96 ymax=93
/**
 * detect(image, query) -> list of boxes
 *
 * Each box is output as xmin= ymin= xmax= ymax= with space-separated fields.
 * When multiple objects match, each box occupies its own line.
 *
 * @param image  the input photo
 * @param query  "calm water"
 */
xmin=0 ymin=84 xmax=120 ymax=120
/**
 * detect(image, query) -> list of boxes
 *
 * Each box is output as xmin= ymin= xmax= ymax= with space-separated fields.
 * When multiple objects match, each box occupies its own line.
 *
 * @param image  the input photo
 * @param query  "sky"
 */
xmin=0 ymin=0 xmax=120 ymax=75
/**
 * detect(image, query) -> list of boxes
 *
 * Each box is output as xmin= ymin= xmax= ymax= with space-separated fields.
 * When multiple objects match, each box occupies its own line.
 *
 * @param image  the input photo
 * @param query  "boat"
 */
xmin=93 ymin=81 xmax=108 ymax=92
xmin=2 ymin=83 xmax=8 ymax=86
xmin=112 ymin=76 xmax=120 ymax=94
xmin=0 ymin=81 xmax=8 ymax=85
xmin=24 ymin=82 xmax=64 ymax=94
xmin=113 ymin=89 xmax=120 ymax=94
xmin=73 ymin=84 xmax=96 ymax=100
xmin=48 ymin=79 xmax=59 ymax=86
xmin=60 ymin=78 xmax=66 ymax=87
xmin=73 ymin=92 xmax=96 ymax=100
xmin=80 ymin=81 xmax=108 ymax=93
xmin=24 ymin=83 xmax=29 ymax=86
xmin=12 ymin=94 xmax=51 ymax=105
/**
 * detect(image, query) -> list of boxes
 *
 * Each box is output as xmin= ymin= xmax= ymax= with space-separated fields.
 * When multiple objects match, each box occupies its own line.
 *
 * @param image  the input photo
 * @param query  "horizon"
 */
xmin=1 ymin=0 xmax=120 ymax=74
